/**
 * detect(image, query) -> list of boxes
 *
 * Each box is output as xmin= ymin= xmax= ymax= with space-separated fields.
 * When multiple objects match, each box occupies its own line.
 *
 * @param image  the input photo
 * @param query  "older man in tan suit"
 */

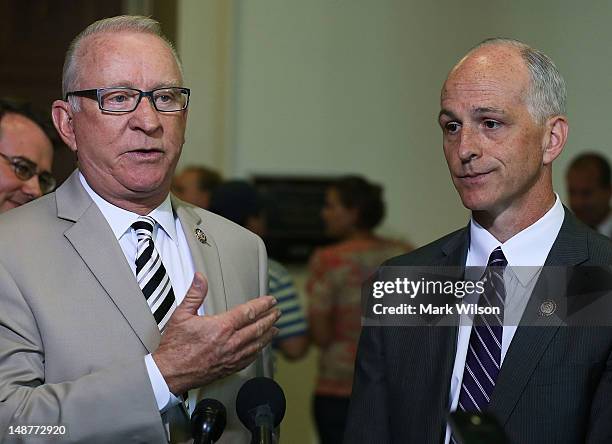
xmin=0 ymin=16 xmax=279 ymax=443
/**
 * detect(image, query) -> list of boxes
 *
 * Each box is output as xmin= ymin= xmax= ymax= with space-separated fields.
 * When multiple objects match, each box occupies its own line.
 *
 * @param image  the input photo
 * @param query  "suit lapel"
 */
xmin=174 ymin=200 xmax=228 ymax=315
xmin=428 ymin=227 xmax=469 ymax=441
xmin=489 ymin=208 xmax=589 ymax=425
xmin=58 ymin=171 xmax=160 ymax=353
xmin=441 ymin=226 xmax=470 ymax=270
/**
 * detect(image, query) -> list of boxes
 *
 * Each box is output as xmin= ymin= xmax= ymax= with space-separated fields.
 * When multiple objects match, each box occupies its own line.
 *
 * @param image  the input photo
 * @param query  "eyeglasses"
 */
xmin=0 ymin=153 xmax=56 ymax=194
xmin=65 ymin=87 xmax=190 ymax=113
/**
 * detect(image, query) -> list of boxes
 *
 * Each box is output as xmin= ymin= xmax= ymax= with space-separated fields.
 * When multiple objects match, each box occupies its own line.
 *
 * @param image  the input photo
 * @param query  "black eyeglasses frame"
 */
xmin=64 ymin=87 xmax=191 ymax=113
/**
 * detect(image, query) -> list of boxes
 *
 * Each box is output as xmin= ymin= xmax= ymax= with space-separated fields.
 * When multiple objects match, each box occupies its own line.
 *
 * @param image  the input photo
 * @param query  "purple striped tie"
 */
xmin=458 ymin=246 xmax=507 ymax=412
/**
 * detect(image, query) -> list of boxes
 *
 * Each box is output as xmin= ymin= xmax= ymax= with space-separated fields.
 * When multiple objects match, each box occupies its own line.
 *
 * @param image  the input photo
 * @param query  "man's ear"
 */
xmin=542 ymin=115 xmax=569 ymax=165
xmin=51 ymin=100 xmax=77 ymax=153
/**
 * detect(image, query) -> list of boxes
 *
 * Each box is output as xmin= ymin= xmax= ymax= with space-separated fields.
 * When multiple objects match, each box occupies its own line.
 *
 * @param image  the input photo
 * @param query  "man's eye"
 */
xmin=155 ymin=91 xmax=178 ymax=103
xmin=13 ymin=161 xmax=34 ymax=179
xmin=484 ymin=120 xmax=501 ymax=129
xmin=445 ymin=122 xmax=461 ymax=134
xmin=108 ymin=94 xmax=129 ymax=103
xmin=104 ymin=91 xmax=138 ymax=104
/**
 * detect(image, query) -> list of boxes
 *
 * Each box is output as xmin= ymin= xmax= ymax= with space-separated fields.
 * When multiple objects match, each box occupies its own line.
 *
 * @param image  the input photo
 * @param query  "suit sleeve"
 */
xmin=0 ymin=262 xmax=168 ymax=444
xmin=343 ymin=324 xmax=391 ymax=443
xmin=255 ymin=235 xmax=273 ymax=379
xmin=586 ymin=345 xmax=612 ymax=443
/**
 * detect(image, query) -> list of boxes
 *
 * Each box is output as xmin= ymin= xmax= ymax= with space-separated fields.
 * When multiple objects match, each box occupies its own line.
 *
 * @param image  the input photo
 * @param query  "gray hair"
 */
xmin=466 ymin=38 xmax=566 ymax=124
xmin=62 ymin=15 xmax=183 ymax=109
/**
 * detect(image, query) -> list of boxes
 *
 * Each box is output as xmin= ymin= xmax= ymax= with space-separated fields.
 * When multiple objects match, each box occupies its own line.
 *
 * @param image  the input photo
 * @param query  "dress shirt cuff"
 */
xmin=144 ymin=354 xmax=182 ymax=412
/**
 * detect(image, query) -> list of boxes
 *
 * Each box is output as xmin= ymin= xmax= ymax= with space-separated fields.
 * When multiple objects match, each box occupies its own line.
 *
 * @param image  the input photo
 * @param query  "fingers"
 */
xmin=228 ymin=308 xmax=281 ymax=350
xmin=177 ymin=272 xmax=208 ymax=316
xmin=235 ymin=326 xmax=280 ymax=363
xmin=156 ymin=294 xmax=280 ymax=393
xmin=228 ymin=296 xmax=278 ymax=329
xmin=223 ymin=326 xmax=279 ymax=377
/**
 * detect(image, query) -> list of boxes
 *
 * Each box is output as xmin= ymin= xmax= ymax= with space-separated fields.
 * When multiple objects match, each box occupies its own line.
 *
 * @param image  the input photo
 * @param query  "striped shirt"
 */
xmin=269 ymin=259 xmax=308 ymax=344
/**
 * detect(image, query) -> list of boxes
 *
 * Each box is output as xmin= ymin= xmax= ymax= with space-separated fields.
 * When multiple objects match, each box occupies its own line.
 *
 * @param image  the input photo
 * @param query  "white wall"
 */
xmin=178 ymin=0 xmax=612 ymax=247
xmin=177 ymin=0 xmax=233 ymax=172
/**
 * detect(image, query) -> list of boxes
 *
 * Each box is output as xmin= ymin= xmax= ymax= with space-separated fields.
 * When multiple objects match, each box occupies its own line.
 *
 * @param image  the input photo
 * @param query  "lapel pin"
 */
xmin=194 ymin=228 xmax=207 ymax=244
xmin=539 ymin=299 xmax=557 ymax=317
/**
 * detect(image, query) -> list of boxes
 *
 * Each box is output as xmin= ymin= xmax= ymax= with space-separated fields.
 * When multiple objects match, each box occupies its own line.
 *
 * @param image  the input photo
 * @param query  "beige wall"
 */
xmin=177 ymin=0 xmax=234 ymax=173
xmin=176 ymin=2 xmax=612 ymax=443
xmin=178 ymin=0 xmax=612 ymax=247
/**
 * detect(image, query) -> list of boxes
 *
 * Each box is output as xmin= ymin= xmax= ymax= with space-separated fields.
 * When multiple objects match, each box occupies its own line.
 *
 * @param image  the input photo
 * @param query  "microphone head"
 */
xmin=191 ymin=398 xmax=227 ymax=443
xmin=235 ymin=377 xmax=286 ymax=431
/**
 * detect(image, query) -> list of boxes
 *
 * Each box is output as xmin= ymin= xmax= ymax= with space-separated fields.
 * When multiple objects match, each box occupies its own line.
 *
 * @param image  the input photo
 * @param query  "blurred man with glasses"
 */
xmin=0 ymin=15 xmax=276 ymax=444
xmin=0 ymin=99 xmax=54 ymax=213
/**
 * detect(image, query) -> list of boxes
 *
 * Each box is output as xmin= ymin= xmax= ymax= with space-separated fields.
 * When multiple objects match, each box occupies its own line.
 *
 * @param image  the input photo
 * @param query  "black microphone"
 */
xmin=448 ymin=411 xmax=508 ymax=444
xmin=190 ymin=398 xmax=227 ymax=444
xmin=236 ymin=377 xmax=286 ymax=444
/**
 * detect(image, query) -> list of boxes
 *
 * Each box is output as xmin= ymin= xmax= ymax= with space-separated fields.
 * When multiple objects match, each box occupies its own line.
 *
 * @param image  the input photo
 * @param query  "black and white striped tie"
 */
xmin=132 ymin=216 xmax=176 ymax=331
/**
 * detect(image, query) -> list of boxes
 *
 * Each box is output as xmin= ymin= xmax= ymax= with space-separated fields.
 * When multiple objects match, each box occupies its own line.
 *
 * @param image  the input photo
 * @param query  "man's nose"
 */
xmin=457 ymin=126 xmax=482 ymax=163
xmin=129 ymin=96 xmax=163 ymax=133
xmin=21 ymin=175 xmax=43 ymax=200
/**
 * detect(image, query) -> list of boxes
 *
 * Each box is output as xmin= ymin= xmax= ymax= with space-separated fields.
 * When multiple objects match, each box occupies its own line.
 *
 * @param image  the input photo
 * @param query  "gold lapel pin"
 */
xmin=538 ymin=299 xmax=557 ymax=317
xmin=194 ymin=228 xmax=207 ymax=244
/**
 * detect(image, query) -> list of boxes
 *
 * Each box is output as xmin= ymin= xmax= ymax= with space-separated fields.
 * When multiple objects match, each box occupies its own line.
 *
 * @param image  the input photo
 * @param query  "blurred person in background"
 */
xmin=208 ymin=180 xmax=309 ymax=360
xmin=566 ymin=152 xmax=611 ymax=238
xmin=306 ymin=175 xmax=411 ymax=444
xmin=0 ymin=99 xmax=55 ymax=213
xmin=172 ymin=164 xmax=222 ymax=210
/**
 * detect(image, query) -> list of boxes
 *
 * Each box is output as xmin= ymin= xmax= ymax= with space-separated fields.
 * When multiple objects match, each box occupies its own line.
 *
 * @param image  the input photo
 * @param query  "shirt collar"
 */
xmin=79 ymin=172 xmax=177 ymax=242
xmin=597 ymin=210 xmax=612 ymax=237
xmin=467 ymin=194 xmax=565 ymax=285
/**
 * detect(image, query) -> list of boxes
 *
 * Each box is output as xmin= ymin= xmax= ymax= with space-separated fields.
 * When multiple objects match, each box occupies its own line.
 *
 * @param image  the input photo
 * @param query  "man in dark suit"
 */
xmin=345 ymin=38 xmax=612 ymax=443
xmin=566 ymin=152 xmax=612 ymax=238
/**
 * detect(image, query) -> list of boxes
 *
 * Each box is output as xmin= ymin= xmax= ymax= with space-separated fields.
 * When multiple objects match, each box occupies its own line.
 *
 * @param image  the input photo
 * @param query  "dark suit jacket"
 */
xmin=344 ymin=209 xmax=612 ymax=444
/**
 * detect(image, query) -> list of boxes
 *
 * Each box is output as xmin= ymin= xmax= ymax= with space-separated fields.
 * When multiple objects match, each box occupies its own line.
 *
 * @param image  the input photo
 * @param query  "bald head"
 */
xmin=445 ymin=39 xmax=566 ymax=125
xmin=443 ymin=44 xmax=532 ymax=120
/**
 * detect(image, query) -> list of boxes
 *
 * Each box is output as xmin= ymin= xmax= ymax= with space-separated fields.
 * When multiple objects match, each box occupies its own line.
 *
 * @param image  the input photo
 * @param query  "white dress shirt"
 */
xmin=444 ymin=195 xmax=565 ymax=444
xmin=597 ymin=210 xmax=612 ymax=238
xmin=79 ymin=173 xmax=196 ymax=413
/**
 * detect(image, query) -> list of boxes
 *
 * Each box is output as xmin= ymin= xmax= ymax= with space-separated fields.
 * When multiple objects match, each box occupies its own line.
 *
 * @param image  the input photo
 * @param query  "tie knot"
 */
xmin=132 ymin=215 xmax=156 ymax=237
xmin=487 ymin=246 xmax=507 ymax=268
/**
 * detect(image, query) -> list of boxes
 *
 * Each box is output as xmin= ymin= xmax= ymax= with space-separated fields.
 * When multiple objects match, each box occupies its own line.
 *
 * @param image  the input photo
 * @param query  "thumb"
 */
xmin=177 ymin=272 xmax=208 ymax=316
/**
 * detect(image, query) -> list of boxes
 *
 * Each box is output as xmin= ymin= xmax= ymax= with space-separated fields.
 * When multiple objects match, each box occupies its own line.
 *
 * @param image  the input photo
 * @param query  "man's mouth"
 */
xmin=459 ymin=170 xmax=492 ymax=178
xmin=126 ymin=148 xmax=164 ymax=154
xmin=457 ymin=170 xmax=492 ymax=184
xmin=7 ymin=198 xmax=28 ymax=208
xmin=124 ymin=148 xmax=165 ymax=160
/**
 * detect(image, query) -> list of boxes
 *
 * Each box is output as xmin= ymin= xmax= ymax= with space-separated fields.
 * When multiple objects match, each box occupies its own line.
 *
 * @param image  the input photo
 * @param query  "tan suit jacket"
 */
xmin=0 ymin=171 xmax=271 ymax=443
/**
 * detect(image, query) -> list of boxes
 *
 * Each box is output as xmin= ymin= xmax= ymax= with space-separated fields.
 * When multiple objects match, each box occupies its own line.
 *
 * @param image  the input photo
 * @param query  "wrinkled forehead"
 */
xmin=441 ymin=46 xmax=530 ymax=102
xmin=75 ymin=31 xmax=183 ymax=88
